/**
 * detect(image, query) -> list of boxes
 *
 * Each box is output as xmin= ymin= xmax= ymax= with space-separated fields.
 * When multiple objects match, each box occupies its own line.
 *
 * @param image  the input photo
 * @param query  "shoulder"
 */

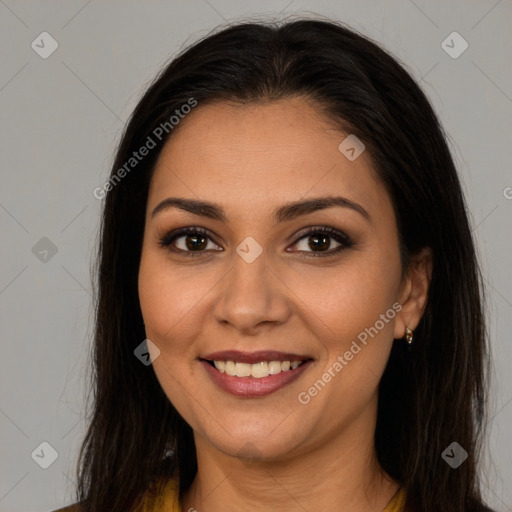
xmin=141 ymin=475 xmax=181 ymax=512
xmin=48 ymin=475 xmax=179 ymax=512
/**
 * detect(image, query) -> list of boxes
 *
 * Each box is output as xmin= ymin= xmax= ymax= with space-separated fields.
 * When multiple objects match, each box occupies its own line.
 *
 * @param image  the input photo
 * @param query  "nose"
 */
xmin=213 ymin=247 xmax=291 ymax=335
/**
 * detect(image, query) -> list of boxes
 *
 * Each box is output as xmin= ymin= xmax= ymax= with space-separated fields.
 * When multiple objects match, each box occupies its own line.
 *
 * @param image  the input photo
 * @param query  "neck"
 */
xmin=179 ymin=397 xmax=399 ymax=512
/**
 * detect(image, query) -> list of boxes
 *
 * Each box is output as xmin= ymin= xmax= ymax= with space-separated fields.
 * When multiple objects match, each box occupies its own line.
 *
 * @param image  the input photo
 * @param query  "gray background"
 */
xmin=0 ymin=1 xmax=511 ymax=511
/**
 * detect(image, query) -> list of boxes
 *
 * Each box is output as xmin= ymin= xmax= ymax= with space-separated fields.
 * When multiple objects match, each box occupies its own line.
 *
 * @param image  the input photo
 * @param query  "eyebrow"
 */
xmin=151 ymin=196 xmax=371 ymax=224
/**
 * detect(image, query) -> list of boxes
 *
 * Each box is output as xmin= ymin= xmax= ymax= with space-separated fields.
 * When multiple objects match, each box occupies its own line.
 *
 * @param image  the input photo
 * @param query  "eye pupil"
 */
xmin=309 ymin=234 xmax=330 ymax=252
xmin=186 ymin=234 xmax=207 ymax=251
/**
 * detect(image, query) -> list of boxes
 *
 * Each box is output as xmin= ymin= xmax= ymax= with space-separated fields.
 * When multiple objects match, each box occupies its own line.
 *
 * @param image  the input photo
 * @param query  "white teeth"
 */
xmin=251 ymin=361 xmax=269 ymax=378
xmin=212 ymin=359 xmax=305 ymax=378
xmin=214 ymin=360 xmax=225 ymax=373
xmin=268 ymin=361 xmax=282 ymax=375
xmin=225 ymin=360 xmax=236 ymax=375
xmin=235 ymin=362 xmax=251 ymax=377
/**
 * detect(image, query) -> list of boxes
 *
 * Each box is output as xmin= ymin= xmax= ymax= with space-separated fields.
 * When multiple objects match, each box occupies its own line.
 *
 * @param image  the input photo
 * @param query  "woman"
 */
xmin=54 ymin=18 xmax=494 ymax=512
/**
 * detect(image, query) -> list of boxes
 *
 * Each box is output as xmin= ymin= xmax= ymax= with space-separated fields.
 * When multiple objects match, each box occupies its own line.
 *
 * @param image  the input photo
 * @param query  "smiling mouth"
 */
xmin=202 ymin=359 xmax=312 ymax=378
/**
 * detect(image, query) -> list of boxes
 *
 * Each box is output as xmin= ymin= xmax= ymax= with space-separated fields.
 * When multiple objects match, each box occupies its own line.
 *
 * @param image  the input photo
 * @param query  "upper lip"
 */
xmin=200 ymin=350 xmax=313 ymax=364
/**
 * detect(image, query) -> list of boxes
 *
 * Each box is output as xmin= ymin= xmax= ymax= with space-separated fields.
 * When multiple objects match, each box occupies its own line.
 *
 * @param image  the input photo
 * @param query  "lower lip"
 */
xmin=200 ymin=359 xmax=313 ymax=398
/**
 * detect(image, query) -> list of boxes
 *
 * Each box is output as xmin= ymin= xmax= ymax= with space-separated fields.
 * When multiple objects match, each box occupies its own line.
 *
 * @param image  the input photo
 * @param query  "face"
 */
xmin=138 ymin=97 xmax=414 ymax=462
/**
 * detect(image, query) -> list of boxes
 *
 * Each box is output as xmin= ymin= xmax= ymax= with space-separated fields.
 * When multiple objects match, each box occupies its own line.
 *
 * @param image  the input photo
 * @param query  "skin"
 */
xmin=138 ymin=97 xmax=432 ymax=512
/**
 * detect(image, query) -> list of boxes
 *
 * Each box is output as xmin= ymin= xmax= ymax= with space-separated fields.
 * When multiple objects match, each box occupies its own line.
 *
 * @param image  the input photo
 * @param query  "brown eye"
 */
xmin=181 ymin=232 xmax=208 ymax=251
xmin=289 ymin=226 xmax=353 ymax=257
xmin=297 ymin=233 xmax=335 ymax=252
xmin=159 ymin=225 xmax=352 ymax=258
xmin=159 ymin=227 xmax=222 ymax=255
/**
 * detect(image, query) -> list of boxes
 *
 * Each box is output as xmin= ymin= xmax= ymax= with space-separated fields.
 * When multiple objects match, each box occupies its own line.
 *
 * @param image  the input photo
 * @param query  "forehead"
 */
xmin=148 ymin=97 xmax=388 ymax=220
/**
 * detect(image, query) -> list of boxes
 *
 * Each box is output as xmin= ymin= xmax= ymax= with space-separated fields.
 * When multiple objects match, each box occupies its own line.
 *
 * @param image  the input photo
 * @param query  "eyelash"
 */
xmin=158 ymin=225 xmax=353 ymax=258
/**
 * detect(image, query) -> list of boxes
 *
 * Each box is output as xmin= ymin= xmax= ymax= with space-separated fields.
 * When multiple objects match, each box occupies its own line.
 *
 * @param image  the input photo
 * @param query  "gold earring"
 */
xmin=405 ymin=327 xmax=414 ymax=345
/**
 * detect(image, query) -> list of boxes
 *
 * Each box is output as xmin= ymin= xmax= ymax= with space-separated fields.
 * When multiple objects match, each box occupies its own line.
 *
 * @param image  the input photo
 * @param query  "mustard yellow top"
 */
xmin=52 ymin=478 xmax=406 ymax=512
xmin=137 ymin=477 xmax=407 ymax=512
xmin=384 ymin=486 xmax=407 ymax=512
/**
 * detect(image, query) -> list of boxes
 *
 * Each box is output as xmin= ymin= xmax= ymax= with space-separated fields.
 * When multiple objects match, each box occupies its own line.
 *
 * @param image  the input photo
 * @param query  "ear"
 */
xmin=393 ymin=247 xmax=433 ymax=339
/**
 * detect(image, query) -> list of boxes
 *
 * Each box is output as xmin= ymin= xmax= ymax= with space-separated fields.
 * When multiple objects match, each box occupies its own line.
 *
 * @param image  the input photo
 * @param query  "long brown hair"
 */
xmin=75 ymin=18 xmax=492 ymax=512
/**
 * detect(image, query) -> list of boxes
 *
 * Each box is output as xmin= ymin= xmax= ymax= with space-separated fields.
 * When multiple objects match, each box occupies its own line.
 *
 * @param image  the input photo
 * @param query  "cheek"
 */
xmin=138 ymin=250 xmax=206 ymax=423
xmin=295 ymin=266 xmax=400 ymax=419
xmin=138 ymin=250 xmax=207 ymax=348
xmin=297 ymin=257 xmax=401 ymax=342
